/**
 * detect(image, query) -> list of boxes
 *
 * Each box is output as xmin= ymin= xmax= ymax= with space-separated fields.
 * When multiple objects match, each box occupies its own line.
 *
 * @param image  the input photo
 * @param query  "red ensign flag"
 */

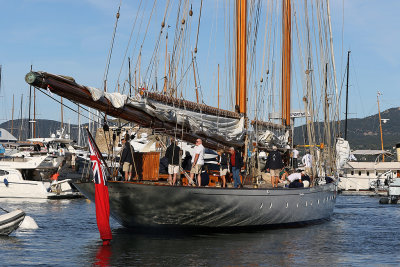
xmin=87 ymin=129 xmax=112 ymax=244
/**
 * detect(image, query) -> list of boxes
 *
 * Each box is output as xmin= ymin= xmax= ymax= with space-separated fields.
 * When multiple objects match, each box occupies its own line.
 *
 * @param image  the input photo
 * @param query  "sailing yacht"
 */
xmin=24 ymin=0 xmax=339 ymax=227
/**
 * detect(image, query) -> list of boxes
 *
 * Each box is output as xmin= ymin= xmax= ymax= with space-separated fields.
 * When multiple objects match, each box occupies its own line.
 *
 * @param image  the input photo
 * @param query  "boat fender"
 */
xmin=3 ymin=178 xmax=8 ymax=187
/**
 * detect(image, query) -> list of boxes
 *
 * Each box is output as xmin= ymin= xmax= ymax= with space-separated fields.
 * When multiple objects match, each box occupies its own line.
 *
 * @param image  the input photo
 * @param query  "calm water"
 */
xmin=1 ymin=195 xmax=399 ymax=267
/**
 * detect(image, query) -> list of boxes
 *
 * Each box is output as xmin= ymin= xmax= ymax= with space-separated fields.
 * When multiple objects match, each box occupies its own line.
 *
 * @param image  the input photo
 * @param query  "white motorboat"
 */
xmin=0 ymin=209 xmax=25 ymax=235
xmin=339 ymin=150 xmax=400 ymax=191
xmin=0 ymin=168 xmax=82 ymax=200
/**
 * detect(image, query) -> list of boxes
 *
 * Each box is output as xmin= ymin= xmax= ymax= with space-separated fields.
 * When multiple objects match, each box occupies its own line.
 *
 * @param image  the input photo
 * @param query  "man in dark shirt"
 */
xmin=165 ymin=139 xmax=182 ymax=185
xmin=265 ymin=145 xmax=284 ymax=187
xmin=120 ymin=134 xmax=134 ymax=181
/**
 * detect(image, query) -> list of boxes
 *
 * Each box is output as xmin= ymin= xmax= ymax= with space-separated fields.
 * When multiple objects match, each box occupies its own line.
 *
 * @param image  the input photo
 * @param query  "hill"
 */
xmin=1 ymin=107 xmax=400 ymax=150
xmin=293 ymin=107 xmax=400 ymax=150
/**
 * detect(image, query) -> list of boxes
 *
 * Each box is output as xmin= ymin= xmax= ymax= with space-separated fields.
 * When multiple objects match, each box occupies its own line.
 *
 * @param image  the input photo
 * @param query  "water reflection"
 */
xmin=82 ymin=222 xmax=345 ymax=266
xmin=94 ymin=244 xmax=112 ymax=267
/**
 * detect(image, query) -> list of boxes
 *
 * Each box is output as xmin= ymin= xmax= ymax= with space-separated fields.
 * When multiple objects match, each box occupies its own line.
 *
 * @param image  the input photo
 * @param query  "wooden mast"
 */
xmin=236 ymin=0 xmax=247 ymax=115
xmin=282 ymin=0 xmax=291 ymax=126
xmin=377 ymin=91 xmax=385 ymax=162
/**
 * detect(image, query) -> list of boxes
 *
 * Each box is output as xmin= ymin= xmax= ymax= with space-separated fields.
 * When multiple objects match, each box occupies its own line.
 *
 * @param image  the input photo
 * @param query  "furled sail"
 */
xmin=251 ymin=120 xmax=289 ymax=149
xmin=25 ymin=71 xmax=245 ymax=150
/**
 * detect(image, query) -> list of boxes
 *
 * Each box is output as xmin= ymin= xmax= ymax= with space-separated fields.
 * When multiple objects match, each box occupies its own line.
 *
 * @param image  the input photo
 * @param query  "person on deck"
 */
xmin=265 ymin=146 xmax=284 ymax=188
xmin=121 ymin=134 xmax=134 ymax=181
xmin=216 ymin=148 xmax=230 ymax=188
xmin=189 ymin=138 xmax=205 ymax=186
xmin=291 ymin=145 xmax=299 ymax=169
xmin=229 ymin=147 xmax=243 ymax=188
xmin=165 ymin=139 xmax=182 ymax=186
xmin=182 ymin=151 xmax=192 ymax=171
xmin=287 ymin=171 xmax=305 ymax=188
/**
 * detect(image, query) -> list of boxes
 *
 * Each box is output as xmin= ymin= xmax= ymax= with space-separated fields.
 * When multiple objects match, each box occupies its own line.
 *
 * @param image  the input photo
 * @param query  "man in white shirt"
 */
xmin=292 ymin=145 xmax=299 ymax=169
xmin=287 ymin=172 xmax=302 ymax=182
xmin=190 ymin=138 xmax=205 ymax=186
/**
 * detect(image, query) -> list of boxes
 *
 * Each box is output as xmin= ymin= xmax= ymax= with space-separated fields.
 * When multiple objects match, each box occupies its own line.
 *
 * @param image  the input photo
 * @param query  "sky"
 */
xmin=0 ymin=0 xmax=399 ymax=128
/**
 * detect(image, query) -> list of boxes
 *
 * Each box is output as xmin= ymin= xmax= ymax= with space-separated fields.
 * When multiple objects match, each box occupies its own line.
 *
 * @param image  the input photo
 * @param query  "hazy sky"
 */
xmin=0 ymin=0 xmax=399 ymax=128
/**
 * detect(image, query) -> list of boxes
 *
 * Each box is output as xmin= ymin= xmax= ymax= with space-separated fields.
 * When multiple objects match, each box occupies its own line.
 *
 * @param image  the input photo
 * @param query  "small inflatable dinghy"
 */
xmin=0 ymin=209 xmax=26 ymax=236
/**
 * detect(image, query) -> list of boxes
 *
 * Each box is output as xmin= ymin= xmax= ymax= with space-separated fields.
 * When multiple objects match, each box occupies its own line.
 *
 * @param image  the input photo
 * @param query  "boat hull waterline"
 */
xmin=74 ymin=182 xmax=337 ymax=228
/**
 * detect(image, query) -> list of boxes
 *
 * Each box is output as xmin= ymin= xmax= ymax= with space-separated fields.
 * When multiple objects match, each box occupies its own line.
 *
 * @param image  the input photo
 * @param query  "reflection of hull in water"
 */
xmin=74 ymin=182 xmax=337 ymax=228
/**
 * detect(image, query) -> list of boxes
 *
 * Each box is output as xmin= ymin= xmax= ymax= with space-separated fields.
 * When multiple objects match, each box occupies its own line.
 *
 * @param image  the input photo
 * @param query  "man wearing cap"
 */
xmin=265 ymin=146 xmax=284 ymax=188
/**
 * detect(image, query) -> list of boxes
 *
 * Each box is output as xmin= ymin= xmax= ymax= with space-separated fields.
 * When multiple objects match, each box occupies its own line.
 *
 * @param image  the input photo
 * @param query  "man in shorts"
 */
xmin=265 ymin=146 xmax=284 ymax=187
xmin=121 ymin=134 xmax=134 ymax=181
xmin=165 ymin=139 xmax=182 ymax=186
xmin=189 ymin=138 xmax=205 ymax=186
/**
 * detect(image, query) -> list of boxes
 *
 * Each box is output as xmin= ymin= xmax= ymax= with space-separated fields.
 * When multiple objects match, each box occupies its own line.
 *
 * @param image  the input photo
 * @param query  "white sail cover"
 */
xmin=85 ymin=87 xmax=246 ymax=144
xmin=336 ymin=138 xmax=350 ymax=170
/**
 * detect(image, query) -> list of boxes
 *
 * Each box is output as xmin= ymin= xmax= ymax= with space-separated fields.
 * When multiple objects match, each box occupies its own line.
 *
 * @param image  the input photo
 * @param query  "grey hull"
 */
xmin=75 ymin=182 xmax=337 ymax=228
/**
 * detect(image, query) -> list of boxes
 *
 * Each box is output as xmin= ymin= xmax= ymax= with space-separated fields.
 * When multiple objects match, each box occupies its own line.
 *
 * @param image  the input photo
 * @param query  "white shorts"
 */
xmin=168 ymin=164 xmax=180 ymax=174
xmin=190 ymin=164 xmax=203 ymax=175
xmin=220 ymin=168 xmax=228 ymax=176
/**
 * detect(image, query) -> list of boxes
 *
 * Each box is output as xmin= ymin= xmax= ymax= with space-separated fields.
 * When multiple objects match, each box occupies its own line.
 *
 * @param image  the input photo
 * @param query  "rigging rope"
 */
xmin=103 ymin=1 xmax=122 ymax=89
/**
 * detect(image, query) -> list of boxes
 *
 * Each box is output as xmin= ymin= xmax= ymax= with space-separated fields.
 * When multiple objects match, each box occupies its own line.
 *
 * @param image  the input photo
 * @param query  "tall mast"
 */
xmin=344 ymin=51 xmax=350 ymax=140
xmin=163 ymin=34 xmax=168 ymax=94
xmin=18 ymin=94 xmax=23 ymax=141
xmin=11 ymin=94 xmax=14 ymax=137
xmin=28 ymin=77 xmax=32 ymax=138
xmin=282 ymin=0 xmax=291 ymax=126
xmin=236 ymin=0 xmax=247 ymax=115
xmin=61 ymin=97 xmax=64 ymax=132
xmin=218 ymin=64 xmax=220 ymax=109
xmin=78 ymin=104 xmax=81 ymax=146
xmin=377 ymin=91 xmax=385 ymax=162
xmin=33 ymin=80 xmax=36 ymax=138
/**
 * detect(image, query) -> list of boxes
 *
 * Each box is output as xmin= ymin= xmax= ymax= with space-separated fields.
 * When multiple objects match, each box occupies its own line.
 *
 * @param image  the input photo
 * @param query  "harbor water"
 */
xmin=1 ymin=195 xmax=399 ymax=266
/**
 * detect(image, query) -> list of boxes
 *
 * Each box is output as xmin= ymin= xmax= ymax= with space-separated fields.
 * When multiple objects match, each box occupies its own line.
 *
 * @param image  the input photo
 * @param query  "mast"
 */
xmin=218 ymin=64 xmax=220 ymax=109
xmin=236 ymin=0 xmax=247 ymax=115
xmin=128 ymin=57 xmax=132 ymax=96
xmin=282 ymin=0 xmax=291 ymax=126
xmin=33 ymin=80 xmax=36 ymax=138
xmin=78 ymin=104 xmax=81 ymax=146
xmin=344 ymin=51 xmax=350 ymax=140
xmin=192 ymin=52 xmax=199 ymax=104
xmin=18 ymin=94 xmax=23 ymax=141
xmin=11 ymin=94 xmax=14 ymax=137
xmin=163 ymin=34 xmax=168 ymax=94
xmin=377 ymin=91 xmax=385 ymax=162
xmin=61 ymin=97 xmax=64 ymax=132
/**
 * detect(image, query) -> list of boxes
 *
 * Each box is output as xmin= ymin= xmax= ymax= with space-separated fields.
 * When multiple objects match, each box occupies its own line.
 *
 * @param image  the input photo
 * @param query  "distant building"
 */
xmin=0 ymin=128 xmax=17 ymax=143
